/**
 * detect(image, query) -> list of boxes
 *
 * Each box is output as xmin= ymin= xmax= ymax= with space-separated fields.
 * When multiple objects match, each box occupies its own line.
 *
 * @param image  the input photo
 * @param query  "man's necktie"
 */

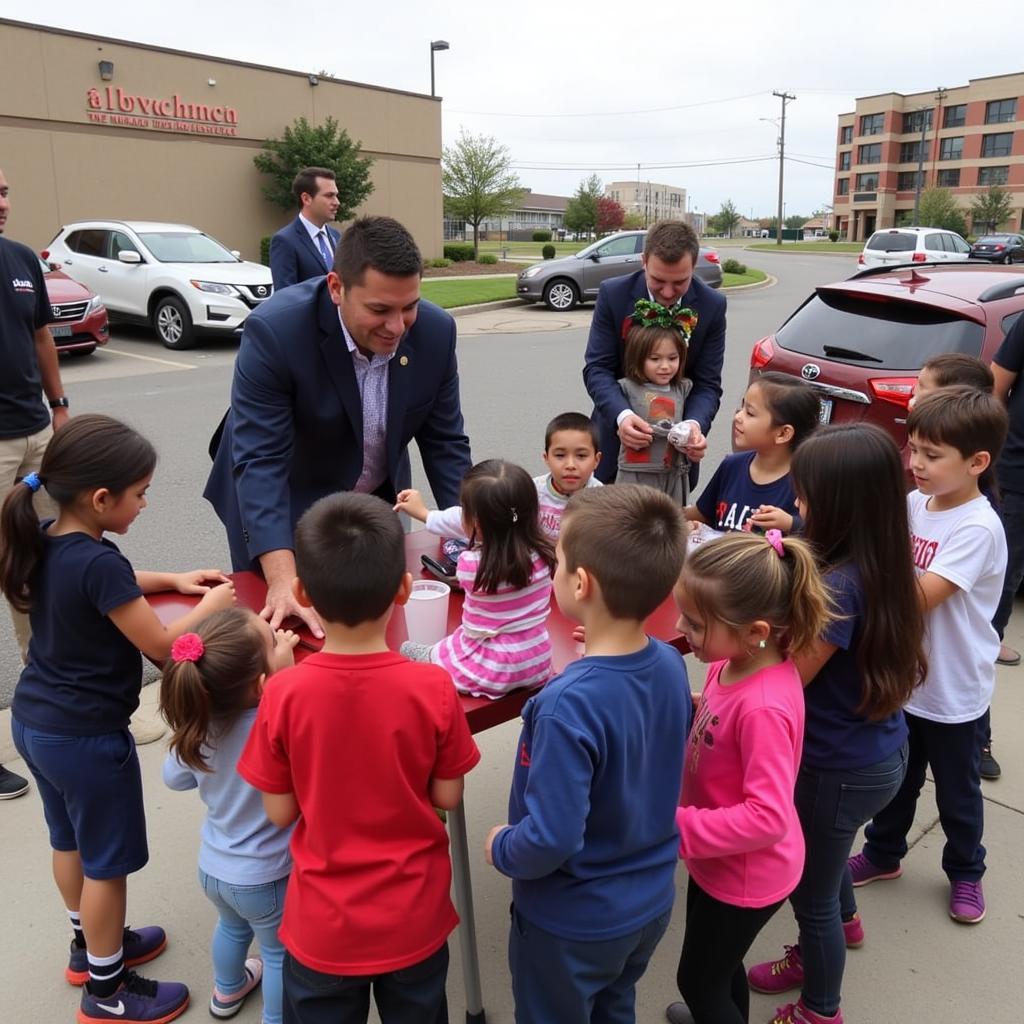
xmin=316 ymin=230 xmax=333 ymax=269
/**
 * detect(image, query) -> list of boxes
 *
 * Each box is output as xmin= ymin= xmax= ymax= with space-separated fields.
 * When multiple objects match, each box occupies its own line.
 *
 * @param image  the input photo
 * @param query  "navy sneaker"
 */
xmin=78 ymin=971 xmax=189 ymax=1024
xmin=0 ymin=764 xmax=29 ymax=799
xmin=67 ymin=926 xmax=168 ymax=985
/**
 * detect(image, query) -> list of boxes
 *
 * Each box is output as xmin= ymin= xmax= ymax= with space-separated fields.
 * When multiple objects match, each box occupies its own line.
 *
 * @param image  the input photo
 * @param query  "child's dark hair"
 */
xmin=791 ymin=424 xmax=926 ymax=719
xmin=294 ymin=492 xmax=406 ymax=626
xmin=921 ymin=353 xmax=994 ymax=393
xmin=544 ymin=412 xmax=600 ymax=453
xmin=681 ymin=532 xmax=834 ymax=656
xmin=907 ymin=386 xmax=1008 ymax=463
xmin=0 ymin=415 xmax=157 ymax=612
xmin=160 ymin=608 xmax=268 ymax=773
xmin=560 ymin=485 xmax=685 ymax=620
xmin=461 ymin=460 xmax=555 ymax=593
xmin=748 ymin=372 xmax=821 ymax=449
xmin=623 ymin=325 xmax=687 ymax=386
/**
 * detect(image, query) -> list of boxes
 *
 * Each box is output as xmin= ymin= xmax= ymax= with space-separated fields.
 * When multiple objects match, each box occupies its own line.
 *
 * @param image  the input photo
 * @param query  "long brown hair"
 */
xmin=160 ymin=608 xmax=269 ymax=772
xmin=791 ymin=424 xmax=926 ymax=718
xmin=623 ymin=325 xmax=687 ymax=385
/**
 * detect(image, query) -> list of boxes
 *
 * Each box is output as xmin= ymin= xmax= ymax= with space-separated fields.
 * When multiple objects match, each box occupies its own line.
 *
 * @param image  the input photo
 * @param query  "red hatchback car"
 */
xmin=749 ymin=263 xmax=1024 ymax=455
xmin=39 ymin=256 xmax=109 ymax=355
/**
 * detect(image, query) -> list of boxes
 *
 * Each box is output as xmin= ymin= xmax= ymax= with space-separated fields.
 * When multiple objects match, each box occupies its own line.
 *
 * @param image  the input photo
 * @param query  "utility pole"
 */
xmin=911 ymin=87 xmax=947 ymax=225
xmin=772 ymin=91 xmax=796 ymax=247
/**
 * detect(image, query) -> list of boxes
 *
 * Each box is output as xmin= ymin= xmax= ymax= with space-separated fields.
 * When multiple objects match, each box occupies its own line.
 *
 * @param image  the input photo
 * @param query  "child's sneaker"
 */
xmin=768 ymin=999 xmax=844 ymax=1024
xmin=210 ymin=957 xmax=263 ymax=1018
xmin=67 ymin=926 xmax=168 ymax=985
xmin=842 ymin=912 xmax=865 ymax=948
xmin=77 ymin=970 xmax=189 ymax=1024
xmin=748 ymin=917 xmax=864 ymax=994
xmin=949 ymin=880 xmax=986 ymax=923
xmin=848 ymin=851 xmax=902 ymax=887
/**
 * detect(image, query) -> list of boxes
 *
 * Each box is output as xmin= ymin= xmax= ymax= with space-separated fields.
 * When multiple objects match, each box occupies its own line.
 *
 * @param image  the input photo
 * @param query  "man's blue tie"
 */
xmin=316 ymin=230 xmax=333 ymax=269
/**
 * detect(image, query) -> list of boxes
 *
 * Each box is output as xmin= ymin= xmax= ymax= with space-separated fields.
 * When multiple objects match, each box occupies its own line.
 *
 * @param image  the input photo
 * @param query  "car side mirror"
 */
xmin=589 ymin=253 xmax=601 ymax=261
xmin=117 ymin=250 xmax=142 ymax=264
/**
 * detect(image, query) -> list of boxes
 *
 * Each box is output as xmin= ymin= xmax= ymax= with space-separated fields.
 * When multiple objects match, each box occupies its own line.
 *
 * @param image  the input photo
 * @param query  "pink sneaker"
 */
xmin=842 ymin=912 xmax=864 ymax=948
xmin=848 ymin=851 xmax=902 ymax=887
xmin=210 ymin=957 xmax=262 ymax=1019
xmin=748 ymin=917 xmax=864 ymax=994
xmin=949 ymin=880 xmax=985 ymax=923
xmin=768 ymin=999 xmax=844 ymax=1024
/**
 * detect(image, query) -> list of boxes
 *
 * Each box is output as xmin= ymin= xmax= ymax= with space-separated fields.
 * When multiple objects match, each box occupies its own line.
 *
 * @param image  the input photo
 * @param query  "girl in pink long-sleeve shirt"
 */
xmin=666 ymin=530 xmax=834 ymax=1024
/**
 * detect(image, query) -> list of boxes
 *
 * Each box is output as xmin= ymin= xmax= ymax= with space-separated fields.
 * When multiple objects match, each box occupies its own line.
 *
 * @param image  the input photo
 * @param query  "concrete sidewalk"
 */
xmin=2 ymin=624 xmax=1022 ymax=1024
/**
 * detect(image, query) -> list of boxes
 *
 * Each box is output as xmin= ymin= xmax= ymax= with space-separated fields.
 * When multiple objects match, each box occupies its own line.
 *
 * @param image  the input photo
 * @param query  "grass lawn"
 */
xmin=746 ymin=241 xmax=862 ymax=253
xmin=722 ymin=268 xmax=768 ymax=287
xmin=419 ymin=276 xmax=517 ymax=308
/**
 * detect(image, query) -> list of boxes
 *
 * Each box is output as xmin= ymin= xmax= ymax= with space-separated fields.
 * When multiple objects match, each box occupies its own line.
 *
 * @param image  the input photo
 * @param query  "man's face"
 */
xmin=0 ymin=170 xmax=9 ymax=234
xmin=302 ymin=176 xmax=340 ymax=227
xmin=642 ymin=252 xmax=695 ymax=307
xmin=328 ymin=268 xmax=421 ymax=357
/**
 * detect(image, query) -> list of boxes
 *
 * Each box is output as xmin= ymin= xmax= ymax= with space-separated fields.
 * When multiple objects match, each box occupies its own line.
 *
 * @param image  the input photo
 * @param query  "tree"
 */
xmin=253 ymin=116 xmax=374 ymax=219
xmin=716 ymin=199 xmax=741 ymax=238
xmin=563 ymin=174 xmax=604 ymax=240
xmin=622 ymin=211 xmax=645 ymax=230
xmin=442 ymin=131 xmax=525 ymax=259
xmin=970 ymin=185 xmax=1014 ymax=235
xmin=785 ymin=214 xmax=808 ymax=230
xmin=918 ymin=187 xmax=967 ymax=236
xmin=596 ymin=195 xmax=625 ymax=235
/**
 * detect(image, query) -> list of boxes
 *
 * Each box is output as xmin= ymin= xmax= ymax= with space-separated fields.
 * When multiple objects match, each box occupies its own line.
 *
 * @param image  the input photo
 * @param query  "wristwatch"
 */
xmin=48 ymin=397 xmax=69 ymax=409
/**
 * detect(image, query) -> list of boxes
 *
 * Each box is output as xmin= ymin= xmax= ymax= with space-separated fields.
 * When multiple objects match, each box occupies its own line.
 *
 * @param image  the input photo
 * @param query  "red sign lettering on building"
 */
xmin=85 ymin=88 xmax=239 ymax=136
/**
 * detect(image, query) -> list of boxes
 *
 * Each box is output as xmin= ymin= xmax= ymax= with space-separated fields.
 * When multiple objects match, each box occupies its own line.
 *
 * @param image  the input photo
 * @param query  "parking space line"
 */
xmin=101 ymin=347 xmax=197 ymax=370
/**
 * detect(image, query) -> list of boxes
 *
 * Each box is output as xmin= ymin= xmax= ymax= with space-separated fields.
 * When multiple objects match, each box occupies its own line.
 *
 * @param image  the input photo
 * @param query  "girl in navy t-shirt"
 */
xmin=747 ymin=424 xmax=927 ymax=1024
xmin=0 ymin=414 xmax=235 ymax=1024
xmin=689 ymin=372 xmax=820 ymax=535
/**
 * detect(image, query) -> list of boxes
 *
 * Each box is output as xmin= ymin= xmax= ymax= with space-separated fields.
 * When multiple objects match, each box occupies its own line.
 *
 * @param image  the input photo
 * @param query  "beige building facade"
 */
xmin=833 ymin=73 xmax=1024 ymax=242
xmin=605 ymin=180 xmax=687 ymax=224
xmin=0 ymin=19 xmax=444 ymax=260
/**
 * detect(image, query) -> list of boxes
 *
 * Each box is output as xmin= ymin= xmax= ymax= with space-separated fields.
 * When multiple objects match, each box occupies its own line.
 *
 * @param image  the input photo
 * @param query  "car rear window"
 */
xmin=775 ymin=292 xmax=984 ymax=369
xmin=865 ymin=231 xmax=916 ymax=252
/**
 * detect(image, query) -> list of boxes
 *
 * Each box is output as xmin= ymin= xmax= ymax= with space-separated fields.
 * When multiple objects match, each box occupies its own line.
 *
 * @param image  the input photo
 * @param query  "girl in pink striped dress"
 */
xmin=397 ymin=460 xmax=556 ymax=699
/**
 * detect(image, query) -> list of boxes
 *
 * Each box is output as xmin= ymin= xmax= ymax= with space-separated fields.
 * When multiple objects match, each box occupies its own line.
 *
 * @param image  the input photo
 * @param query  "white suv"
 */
xmin=858 ymin=226 xmax=972 ymax=270
xmin=43 ymin=221 xmax=273 ymax=349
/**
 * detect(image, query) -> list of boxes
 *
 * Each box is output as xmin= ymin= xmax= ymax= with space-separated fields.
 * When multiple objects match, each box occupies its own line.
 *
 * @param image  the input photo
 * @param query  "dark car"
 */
xmin=39 ymin=257 xmax=109 ymax=355
xmin=748 ymin=263 xmax=1024 ymax=455
xmin=970 ymin=234 xmax=1024 ymax=264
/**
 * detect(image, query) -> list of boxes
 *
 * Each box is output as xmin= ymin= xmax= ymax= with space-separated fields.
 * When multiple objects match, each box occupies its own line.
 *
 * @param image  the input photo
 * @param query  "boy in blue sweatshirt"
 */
xmin=486 ymin=485 xmax=691 ymax=1023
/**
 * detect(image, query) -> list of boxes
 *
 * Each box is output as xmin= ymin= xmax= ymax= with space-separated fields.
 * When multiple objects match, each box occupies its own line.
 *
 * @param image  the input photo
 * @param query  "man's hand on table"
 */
xmin=485 ymin=824 xmax=510 ymax=866
xmin=259 ymin=549 xmax=324 ymax=639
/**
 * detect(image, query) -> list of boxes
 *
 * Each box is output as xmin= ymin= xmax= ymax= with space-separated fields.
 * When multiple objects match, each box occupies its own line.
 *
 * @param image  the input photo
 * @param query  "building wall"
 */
xmin=0 ymin=20 xmax=443 ymax=259
xmin=833 ymin=73 xmax=1024 ymax=241
xmin=605 ymin=180 xmax=687 ymax=223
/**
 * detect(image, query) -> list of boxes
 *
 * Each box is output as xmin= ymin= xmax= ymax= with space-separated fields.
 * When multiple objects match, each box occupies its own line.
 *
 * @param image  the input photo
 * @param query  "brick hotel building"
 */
xmin=833 ymin=73 xmax=1024 ymax=241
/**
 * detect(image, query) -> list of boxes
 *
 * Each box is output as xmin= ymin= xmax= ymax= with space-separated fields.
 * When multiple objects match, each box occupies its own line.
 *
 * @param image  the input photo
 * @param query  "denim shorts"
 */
xmin=12 ymin=718 xmax=148 ymax=879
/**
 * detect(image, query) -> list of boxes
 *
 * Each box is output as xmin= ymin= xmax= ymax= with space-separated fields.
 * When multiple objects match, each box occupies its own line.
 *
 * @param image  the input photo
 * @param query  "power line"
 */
xmin=510 ymin=156 xmax=778 ymax=172
xmin=448 ymin=90 xmax=768 ymax=119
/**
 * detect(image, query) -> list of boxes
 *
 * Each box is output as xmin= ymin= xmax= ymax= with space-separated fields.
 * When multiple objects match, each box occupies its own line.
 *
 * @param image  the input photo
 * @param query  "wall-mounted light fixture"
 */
xmin=98 ymin=60 xmax=114 ymax=81
xmin=208 ymin=78 xmax=217 ymax=86
xmin=308 ymin=74 xmax=319 ymax=87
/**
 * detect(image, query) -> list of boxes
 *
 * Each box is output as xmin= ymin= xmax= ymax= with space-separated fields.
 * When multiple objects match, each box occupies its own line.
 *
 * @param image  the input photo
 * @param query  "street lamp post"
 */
xmin=429 ymin=40 xmax=449 ymax=97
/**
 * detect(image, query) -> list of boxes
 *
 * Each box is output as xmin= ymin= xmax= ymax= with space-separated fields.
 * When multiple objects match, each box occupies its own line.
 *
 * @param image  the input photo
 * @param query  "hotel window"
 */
xmin=902 ymin=109 xmax=932 ymax=134
xmin=855 ymin=172 xmax=879 ymax=191
xmin=837 ymin=178 xmax=849 ymax=195
xmin=937 ymin=168 xmax=960 ymax=187
xmin=899 ymin=141 xmax=923 ymax=163
xmin=978 ymin=166 xmax=1009 ymax=186
xmin=897 ymin=171 xmax=919 ymax=191
xmin=939 ymin=136 xmax=963 ymax=161
xmin=943 ymin=104 xmax=966 ymax=128
xmin=840 ymin=125 xmax=853 ymax=144
xmin=858 ymin=143 xmax=882 ymax=164
xmin=985 ymin=99 xmax=1016 ymax=124
xmin=860 ymin=113 xmax=885 ymax=135
xmin=839 ymin=151 xmax=851 ymax=171
xmin=981 ymin=132 xmax=1013 ymax=158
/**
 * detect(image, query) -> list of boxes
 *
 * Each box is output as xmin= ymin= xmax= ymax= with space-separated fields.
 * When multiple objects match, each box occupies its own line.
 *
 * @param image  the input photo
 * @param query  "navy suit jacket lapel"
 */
xmin=385 ymin=333 xmax=413 ymax=472
xmin=316 ymin=289 xmax=363 ymax=446
xmin=295 ymin=217 xmax=325 ymax=267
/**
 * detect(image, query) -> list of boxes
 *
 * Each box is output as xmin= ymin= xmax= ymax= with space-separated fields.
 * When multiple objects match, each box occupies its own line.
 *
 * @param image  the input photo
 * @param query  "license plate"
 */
xmin=51 ymin=325 xmax=72 ymax=338
xmin=818 ymin=398 xmax=833 ymax=424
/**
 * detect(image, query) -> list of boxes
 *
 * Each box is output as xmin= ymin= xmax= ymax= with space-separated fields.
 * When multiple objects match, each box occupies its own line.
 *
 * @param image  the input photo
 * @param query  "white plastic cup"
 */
xmin=404 ymin=580 xmax=451 ymax=644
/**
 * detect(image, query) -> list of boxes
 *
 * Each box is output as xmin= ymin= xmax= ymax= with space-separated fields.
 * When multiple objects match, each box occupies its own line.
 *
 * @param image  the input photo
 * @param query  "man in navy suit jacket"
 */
xmin=269 ymin=166 xmax=342 ymax=289
xmin=583 ymin=220 xmax=727 ymax=483
xmin=205 ymin=216 xmax=472 ymax=635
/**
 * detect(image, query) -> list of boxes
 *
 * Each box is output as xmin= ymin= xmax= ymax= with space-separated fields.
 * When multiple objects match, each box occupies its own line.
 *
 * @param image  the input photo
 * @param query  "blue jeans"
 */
xmin=199 ymin=868 xmax=288 ymax=1024
xmin=790 ymin=745 xmax=908 ymax=1017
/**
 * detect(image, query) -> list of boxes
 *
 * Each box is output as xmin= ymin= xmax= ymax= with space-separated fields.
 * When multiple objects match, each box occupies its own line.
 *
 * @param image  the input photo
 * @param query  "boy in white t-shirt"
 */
xmin=851 ymin=387 xmax=1008 ymax=925
xmin=534 ymin=412 xmax=603 ymax=538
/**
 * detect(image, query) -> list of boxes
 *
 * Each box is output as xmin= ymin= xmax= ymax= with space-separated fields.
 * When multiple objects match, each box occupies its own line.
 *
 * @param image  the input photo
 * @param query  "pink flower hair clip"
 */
xmin=170 ymin=633 xmax=205 ymax=663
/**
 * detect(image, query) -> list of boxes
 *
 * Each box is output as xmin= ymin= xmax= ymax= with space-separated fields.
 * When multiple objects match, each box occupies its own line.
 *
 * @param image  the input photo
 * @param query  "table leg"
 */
xmin=448 ymin=798 xmax=487 ymax=1024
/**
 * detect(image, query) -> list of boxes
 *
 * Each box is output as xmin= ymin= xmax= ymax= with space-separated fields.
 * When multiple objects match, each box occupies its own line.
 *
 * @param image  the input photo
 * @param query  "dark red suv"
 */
xmin=749 ymin=263 xmax=1024 ymax=454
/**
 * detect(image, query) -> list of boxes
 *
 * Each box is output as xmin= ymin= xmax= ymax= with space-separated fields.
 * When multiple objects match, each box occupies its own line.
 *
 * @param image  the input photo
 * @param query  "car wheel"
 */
xmin=153 ymin=295 xmax=195 ymax=349
xmin=543 ymin=278 xmax=578 ymax=311
xmin=1004 ymin=254 xmax=1013 ymax=265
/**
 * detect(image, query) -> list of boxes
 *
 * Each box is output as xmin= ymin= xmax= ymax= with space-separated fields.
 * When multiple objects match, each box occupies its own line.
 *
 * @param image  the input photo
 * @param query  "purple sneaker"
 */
xmin=848 ymin=851 xmax=902 ymax=887
xmin=78 ymin=971 xmax=188 ymax=1024
xmin=67 ymin=926 xmax=168 ymax=986
xmin=949 ymin=880 xmax=986 ymax=923
xmin=749 ymin=918 xmax=865 ymax=994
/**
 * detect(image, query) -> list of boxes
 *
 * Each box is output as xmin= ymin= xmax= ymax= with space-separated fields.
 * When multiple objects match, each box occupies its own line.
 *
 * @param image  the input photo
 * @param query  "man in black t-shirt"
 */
xmin=0 ymin=167 xmax=70 ymax=800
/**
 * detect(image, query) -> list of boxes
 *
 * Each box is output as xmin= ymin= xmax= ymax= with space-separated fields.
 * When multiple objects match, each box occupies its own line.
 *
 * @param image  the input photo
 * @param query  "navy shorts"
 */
xmin=12 ymin=718 xmax=149 ymax=879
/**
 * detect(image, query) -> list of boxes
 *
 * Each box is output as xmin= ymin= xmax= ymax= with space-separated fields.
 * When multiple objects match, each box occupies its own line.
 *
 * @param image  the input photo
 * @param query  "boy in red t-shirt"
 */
xmin=238 ymin=493 xmax=480 ymax=1024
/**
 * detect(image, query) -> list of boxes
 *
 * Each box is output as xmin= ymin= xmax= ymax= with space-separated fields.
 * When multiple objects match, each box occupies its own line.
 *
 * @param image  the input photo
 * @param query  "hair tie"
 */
xmin=511 ymin=507 xmax=519 ymax=523
xmin=766 ymin=529 xmax=785 ymax=558
xmin=22 ymin=472 xmax=42 ymax=493
xmin=170 ymin=633 xmax=205 ymax=663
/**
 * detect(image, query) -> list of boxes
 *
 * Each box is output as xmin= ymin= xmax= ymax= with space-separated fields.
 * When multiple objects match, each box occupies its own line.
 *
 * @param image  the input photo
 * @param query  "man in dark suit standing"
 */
xmin=583 ymin=220 xmax=727 ymax=483
xmin=205 ymin=216 xmax=472 ymax=636
xmin=268 ymin=166 xmax=342 ymax=289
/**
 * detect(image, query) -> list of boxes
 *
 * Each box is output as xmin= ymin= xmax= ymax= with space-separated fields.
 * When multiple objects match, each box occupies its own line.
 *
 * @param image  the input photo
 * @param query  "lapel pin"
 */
xmin=400 ymin=355 xmax=409 ymax=366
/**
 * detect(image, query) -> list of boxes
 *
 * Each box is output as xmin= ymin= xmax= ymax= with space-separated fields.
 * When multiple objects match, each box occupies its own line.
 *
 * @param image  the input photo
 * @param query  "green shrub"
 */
xmin=444 ymin=243 xmax=475 ymax=262
xmin=260 ymin=235 xmax=271 ymax=267
xmin=532 ymin=230 xmax=552 ymax=242
xmin=722 ymin=258 xmax=747 ymax=275
xmin=542 ymin=244 xmax=556 ymax=260
xmin=426 ymin=257 xmax=452 ymax=268
xmin=828 ymin=230 xmax=840 ymax=243
xmin=477 ymin=253 xmax=498 ymax=265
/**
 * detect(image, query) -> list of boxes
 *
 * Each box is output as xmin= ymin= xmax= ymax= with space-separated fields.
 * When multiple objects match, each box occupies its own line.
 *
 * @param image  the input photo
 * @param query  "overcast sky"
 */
xmin=6 ymin=1 xmax=1021 ymax=218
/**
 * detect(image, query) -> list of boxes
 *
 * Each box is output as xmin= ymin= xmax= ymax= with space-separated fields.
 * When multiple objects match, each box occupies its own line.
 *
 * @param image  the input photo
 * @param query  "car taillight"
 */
xmin=869 ymin=377 xmax=916 ymax=409
xmin=857 ymin=252 xmax=865 ymax=264
xmin=994 ymin=244 xmax=1005 ymax=251
xmin=750 ymin=336 xmax=775 ymax=369
xmin=704 ymin=251 xmax=720 ymax=264
xmin=912 ymin=252 xmax=927 ymax=262
xmin=40 ymin=250 xmax=49 ymax=260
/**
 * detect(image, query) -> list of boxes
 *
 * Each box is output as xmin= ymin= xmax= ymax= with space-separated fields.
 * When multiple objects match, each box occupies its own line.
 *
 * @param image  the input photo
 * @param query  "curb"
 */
xmin=723 ymin=273 xmax=776 ymax=292
xmin=450 ymin=298 xmax=526 ymax=317
xmin=743 ymin=246 xmax=858 ymax=258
